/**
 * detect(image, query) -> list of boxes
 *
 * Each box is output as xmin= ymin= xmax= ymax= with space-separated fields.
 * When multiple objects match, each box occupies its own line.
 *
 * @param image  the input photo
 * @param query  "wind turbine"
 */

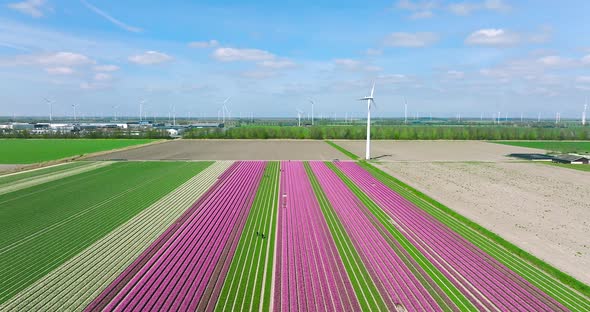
xmin=296 ymin=109 xmax=304 ymax=127
xmin=308 ymin=98 xmax=315 ymax=126
xmin=71 ymin=103 xmax=78 ymax=122
xmin=139 ymin=98 xmax=147 ymax=122
xmin=44 ymin=98 xmax=54 ymax=122
xmin=112 ymin=105 xmax=119 ymax=121
xmin=583 ymin=101 xmax=587 ymax=126
xmin=404 ymin=98 xmax=408 ymax=124
xmin=358 ymin=82 xmax=376 ymax=160
xmin=221 ymin=96 xmax=231 ymax=124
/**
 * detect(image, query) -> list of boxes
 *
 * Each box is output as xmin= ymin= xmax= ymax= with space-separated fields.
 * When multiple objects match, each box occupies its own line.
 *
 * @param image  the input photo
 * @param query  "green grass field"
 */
xmin=0 ymin=139 xmax=157 ymax=164
xmin=0 ymin=162 xmax=88 ymax=186
xmin=0 ymin=161 xmax=211 ymax=304
xmin=494 ymin=141 xmax=590 ymax=154
xmin=215 ymin=162 xmax=279 ymax=311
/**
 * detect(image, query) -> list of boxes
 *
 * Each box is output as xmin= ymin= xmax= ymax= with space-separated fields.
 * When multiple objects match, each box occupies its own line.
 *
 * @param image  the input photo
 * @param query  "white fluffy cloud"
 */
xmin=93 ymin=65 xmax=119 ymax=72
xmin=38 ymin=52 xmax=93 ymax=66
xmin=6 ymin=0 xmax=48 ymax=18
xmin=537 ymin=55 xmax=574 ymax=67
xmin=333 ymin=59 xmax=382 ymax=72
xmin=128 ymin=51 xmax=173 ymax=65
xmin=383 ymin=32 xmax=439 ymax=47
xmin=583 ymin=55 xmax=590 ymax=65
xmin=465 ymin=29 xmax=519 ymax=46
xmin=396 ymin=0 xmax=437 ymax=19
xmin=45 ymin=67 xmax=74 ymax=75
xmin=449 ymin=0 xmax=510 ymax=16
xmin=258 ymin=59 xmax=296 ymax=69
xmin=212 ymin=48 xmax=276 ymax=62
xmin=189 ymin=40 xmax=219 ymax=48
xmin=93 ymin=73 xmax=112 ymax=81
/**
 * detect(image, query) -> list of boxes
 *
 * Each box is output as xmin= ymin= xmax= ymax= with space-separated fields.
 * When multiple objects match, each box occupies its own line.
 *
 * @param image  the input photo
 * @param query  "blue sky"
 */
xmin=0 ymin=0 xmax=589 ymax=119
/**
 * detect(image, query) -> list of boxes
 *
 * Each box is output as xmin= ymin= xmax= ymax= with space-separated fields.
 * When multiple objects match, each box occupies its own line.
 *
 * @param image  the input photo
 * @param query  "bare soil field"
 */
xmin=334 ymin=140 xmax=545 ymax=162
xmin=377 ymin=161 xmax=590 ymax=284
xmin=88 ymin=140 xmax=349 ymax=161
xmin=0 ymin=164 xmax=23 ymax=174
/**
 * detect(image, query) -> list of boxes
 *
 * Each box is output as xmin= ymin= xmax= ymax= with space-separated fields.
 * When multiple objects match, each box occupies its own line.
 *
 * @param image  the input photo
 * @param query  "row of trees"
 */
xmin=184 ymin=125 xmax=590 ymax=140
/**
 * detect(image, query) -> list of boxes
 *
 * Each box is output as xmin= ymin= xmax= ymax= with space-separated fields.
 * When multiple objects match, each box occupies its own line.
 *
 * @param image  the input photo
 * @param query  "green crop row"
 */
xmin=0 ymin=161 xmax=211 ymax=304
xmin=0 ymin=162 xmax=88 ymax=186
xmin=215 ymin=162 xmax=280 ymax=312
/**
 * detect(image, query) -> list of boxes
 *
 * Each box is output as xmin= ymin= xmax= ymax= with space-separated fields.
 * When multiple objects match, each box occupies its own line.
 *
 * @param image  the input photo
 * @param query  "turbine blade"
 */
xmin=371 ymin=99 xmax=377 ymax=109
xmin=224 ymin=96 xmax=232 ymax=104
xmin=370 ymin=81 xmax=375 ymax=97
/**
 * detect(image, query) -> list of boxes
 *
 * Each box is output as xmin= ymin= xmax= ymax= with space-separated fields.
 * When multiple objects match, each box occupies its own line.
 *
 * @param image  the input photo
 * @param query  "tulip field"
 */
xmin=1 ymin=158 xmax=589 ymax=311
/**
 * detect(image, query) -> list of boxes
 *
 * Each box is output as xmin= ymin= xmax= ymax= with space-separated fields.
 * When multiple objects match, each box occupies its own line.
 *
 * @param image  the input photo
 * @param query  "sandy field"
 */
xmin=0 ymin=164 xmax=24 ymax=175
xmin=88 ymin=140 xmax=349 ymax=161
xmin=334 ymin=140 xmax=545 ymax=162
xmin=377 ymin=161 xmax=590 ymax=284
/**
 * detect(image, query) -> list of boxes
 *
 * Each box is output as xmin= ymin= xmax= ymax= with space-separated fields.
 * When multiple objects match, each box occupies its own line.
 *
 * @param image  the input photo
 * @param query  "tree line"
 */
xmin=184 ymin=125 xmax=590 ymax=140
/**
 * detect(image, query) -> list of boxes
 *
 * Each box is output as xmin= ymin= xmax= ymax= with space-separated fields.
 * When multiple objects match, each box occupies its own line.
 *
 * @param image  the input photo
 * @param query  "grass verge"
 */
xmin=492 ymin=141 xmax=590 ymax=154
xmin=325 ymin=140 xmax=360 ymax=160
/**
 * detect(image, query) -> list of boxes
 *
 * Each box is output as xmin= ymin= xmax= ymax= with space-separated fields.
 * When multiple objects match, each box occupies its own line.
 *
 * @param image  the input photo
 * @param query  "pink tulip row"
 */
xmin=86 ymin=161 xmax=266 ymax=312
xmin=309 ymin=161 xmax=442 ymax=311
xmin=335 ymin=162 xmax=568 ymax=312
xmin=274 ymin=161 xmax=360 ymax=312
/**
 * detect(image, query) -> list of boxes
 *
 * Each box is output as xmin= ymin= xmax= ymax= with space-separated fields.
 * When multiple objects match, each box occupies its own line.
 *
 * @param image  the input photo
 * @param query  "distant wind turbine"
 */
xmin=358 ymin=82 xmax=376 ymax=160
xmin=139 ymin=98 xmax=147 ymax=121
xmin=296 ymin=109 xmax=304 ymax=127
xmin=308 ymin=98 xmax=315 ymax=126
xmin=71 ymin=103 xmax=79 ymax=122
xmin=221 ymin=96 xmax=231 ymax=124
xmin=404 ymin=98 xmax=408 ymax=124
xmin=44 ymin=97 xmax=54 ymax=122
xmin=583 ymin=102 xmax=587 ymax=126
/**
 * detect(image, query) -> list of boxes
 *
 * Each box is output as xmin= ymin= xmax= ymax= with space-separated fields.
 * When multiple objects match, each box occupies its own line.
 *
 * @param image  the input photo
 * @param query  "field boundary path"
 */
xmin=0 ymin=161 xmax=112 ymax=196
xmin=1 ymin=161 xmax=231 ymax=311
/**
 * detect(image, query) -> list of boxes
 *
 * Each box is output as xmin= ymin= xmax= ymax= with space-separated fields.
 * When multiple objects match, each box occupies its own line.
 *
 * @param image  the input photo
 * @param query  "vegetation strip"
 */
xmin=0 ymin=161 xmax=209 ymax=304
xmin=312 ymin=161 xmax=448 ymax=311
xmin=493 ymin=141 xmax=590 ymax=154
xmin=304 ymin=162 xmax=388 ymax=311
xmin=274 ymin=161 xmax=360 ymax=311
xmin=0 ymin=161 xmax=113 ymax=196
xmin=1 ymin=161 xmax=228 ymax=311
xmin=0 ymin=161 xmax=87 ymax=184
xmin=0 ymin=139 xmax=157 ymax=164
xmin=215 ymin=162 xmax=280 ymax=311
xmin=87 ymin=161 xmax=266 ymax=311
xmin=325 ymin=140 xmax=360 ymax=160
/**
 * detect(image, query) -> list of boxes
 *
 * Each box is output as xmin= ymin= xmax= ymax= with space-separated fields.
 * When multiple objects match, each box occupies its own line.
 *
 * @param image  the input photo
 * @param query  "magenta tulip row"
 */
xmin=335 ymin=162 xmax=567 ymax=312
xmin=309 ymin=161 xmax=442 ymax=311
xmin=274 ymin=161 xmax=360 ymax=312
xmin=86 ymin=161 xmax=266 ymax=312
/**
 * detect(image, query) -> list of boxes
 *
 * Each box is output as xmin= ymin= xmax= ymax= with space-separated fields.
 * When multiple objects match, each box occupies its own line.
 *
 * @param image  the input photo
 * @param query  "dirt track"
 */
xmin=334 ymin=140 xmax=545 ymax=162
xmin=88 ymin=140 xmax=349 ymax=161
xmin=377 ymin=161 xmax=590 ymax=284
xmin=0 ymin=164 xmax=24 ymax=175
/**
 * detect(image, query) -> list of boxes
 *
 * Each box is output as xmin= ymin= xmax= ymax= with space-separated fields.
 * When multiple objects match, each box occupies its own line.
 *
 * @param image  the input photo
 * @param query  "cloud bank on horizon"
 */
xmin=0 ymin=0 xmax=589 ymax=118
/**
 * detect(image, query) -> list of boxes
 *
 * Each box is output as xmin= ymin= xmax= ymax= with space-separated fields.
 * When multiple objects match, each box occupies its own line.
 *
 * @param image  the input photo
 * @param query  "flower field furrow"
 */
xmin=310 ymin=161 xmax=444 ymax=311
xmin=336 ymin=161 xmax=569 ymax=312
xmin=86 ymin=161 xmax=265 ymax=312
xmin=273 ymin=161 xmax=359 ymax=312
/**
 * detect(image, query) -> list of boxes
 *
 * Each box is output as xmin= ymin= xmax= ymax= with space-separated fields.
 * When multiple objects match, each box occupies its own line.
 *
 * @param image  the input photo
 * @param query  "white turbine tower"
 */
xmin=296 ymin=109 xmax=304 ymax=127
xmin=112 ymin=105 xmax=119 ymax=121
xmin=358 ymin=82 xmax=376 ymax=160
xmin=221 ymin=96 xmax=231 ymax=124
xmin=308 ymin=98 xmax=315 ymax=126
xmin=404 ymin=98 xmax=408 ymax=124
xmin=583 ymin=102 xmax=587 ymax=126
xmin=44 ymin=98 xmax=54 ymax=122
xmin=71 ymin=103 xmax=78 ymax=122
xmin=139 ymin=98 xmax=147 ymax=121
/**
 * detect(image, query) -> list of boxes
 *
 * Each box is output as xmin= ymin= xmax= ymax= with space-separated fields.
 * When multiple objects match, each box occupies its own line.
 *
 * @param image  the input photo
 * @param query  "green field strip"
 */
xmin=492 ymin=140 xmax=590 ymax=154
xmin=0 ymin=139 xmax=158 ymax=164
xmin=358 ymin=161 xmax=590 ymax=311
xmin=1 ymin=161 xmax=231 ymax=311
xmin=0 ymin=161 xmax=88 ymax=184
xmin=325 ymin=140 xmax=360 ymax=160
xmin=0 ymin=161 xmax=212 ymax=304
xmin=327 ymin=162 xmax=475 ymax=312
xmin=304 ymin=162 xmax=388 ymax=311
xmin=0 ymin=161 xmax=113 ymax=196
xmin=215 ymin=162 xmax=280 ymax=312
xmin=544 ymin=162 xmax=590 ymax=172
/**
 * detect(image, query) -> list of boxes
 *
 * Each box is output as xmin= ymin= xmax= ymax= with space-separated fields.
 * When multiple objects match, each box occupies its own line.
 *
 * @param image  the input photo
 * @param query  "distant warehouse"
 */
xmin=552 ymin=155 xmax=589 ymax=165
